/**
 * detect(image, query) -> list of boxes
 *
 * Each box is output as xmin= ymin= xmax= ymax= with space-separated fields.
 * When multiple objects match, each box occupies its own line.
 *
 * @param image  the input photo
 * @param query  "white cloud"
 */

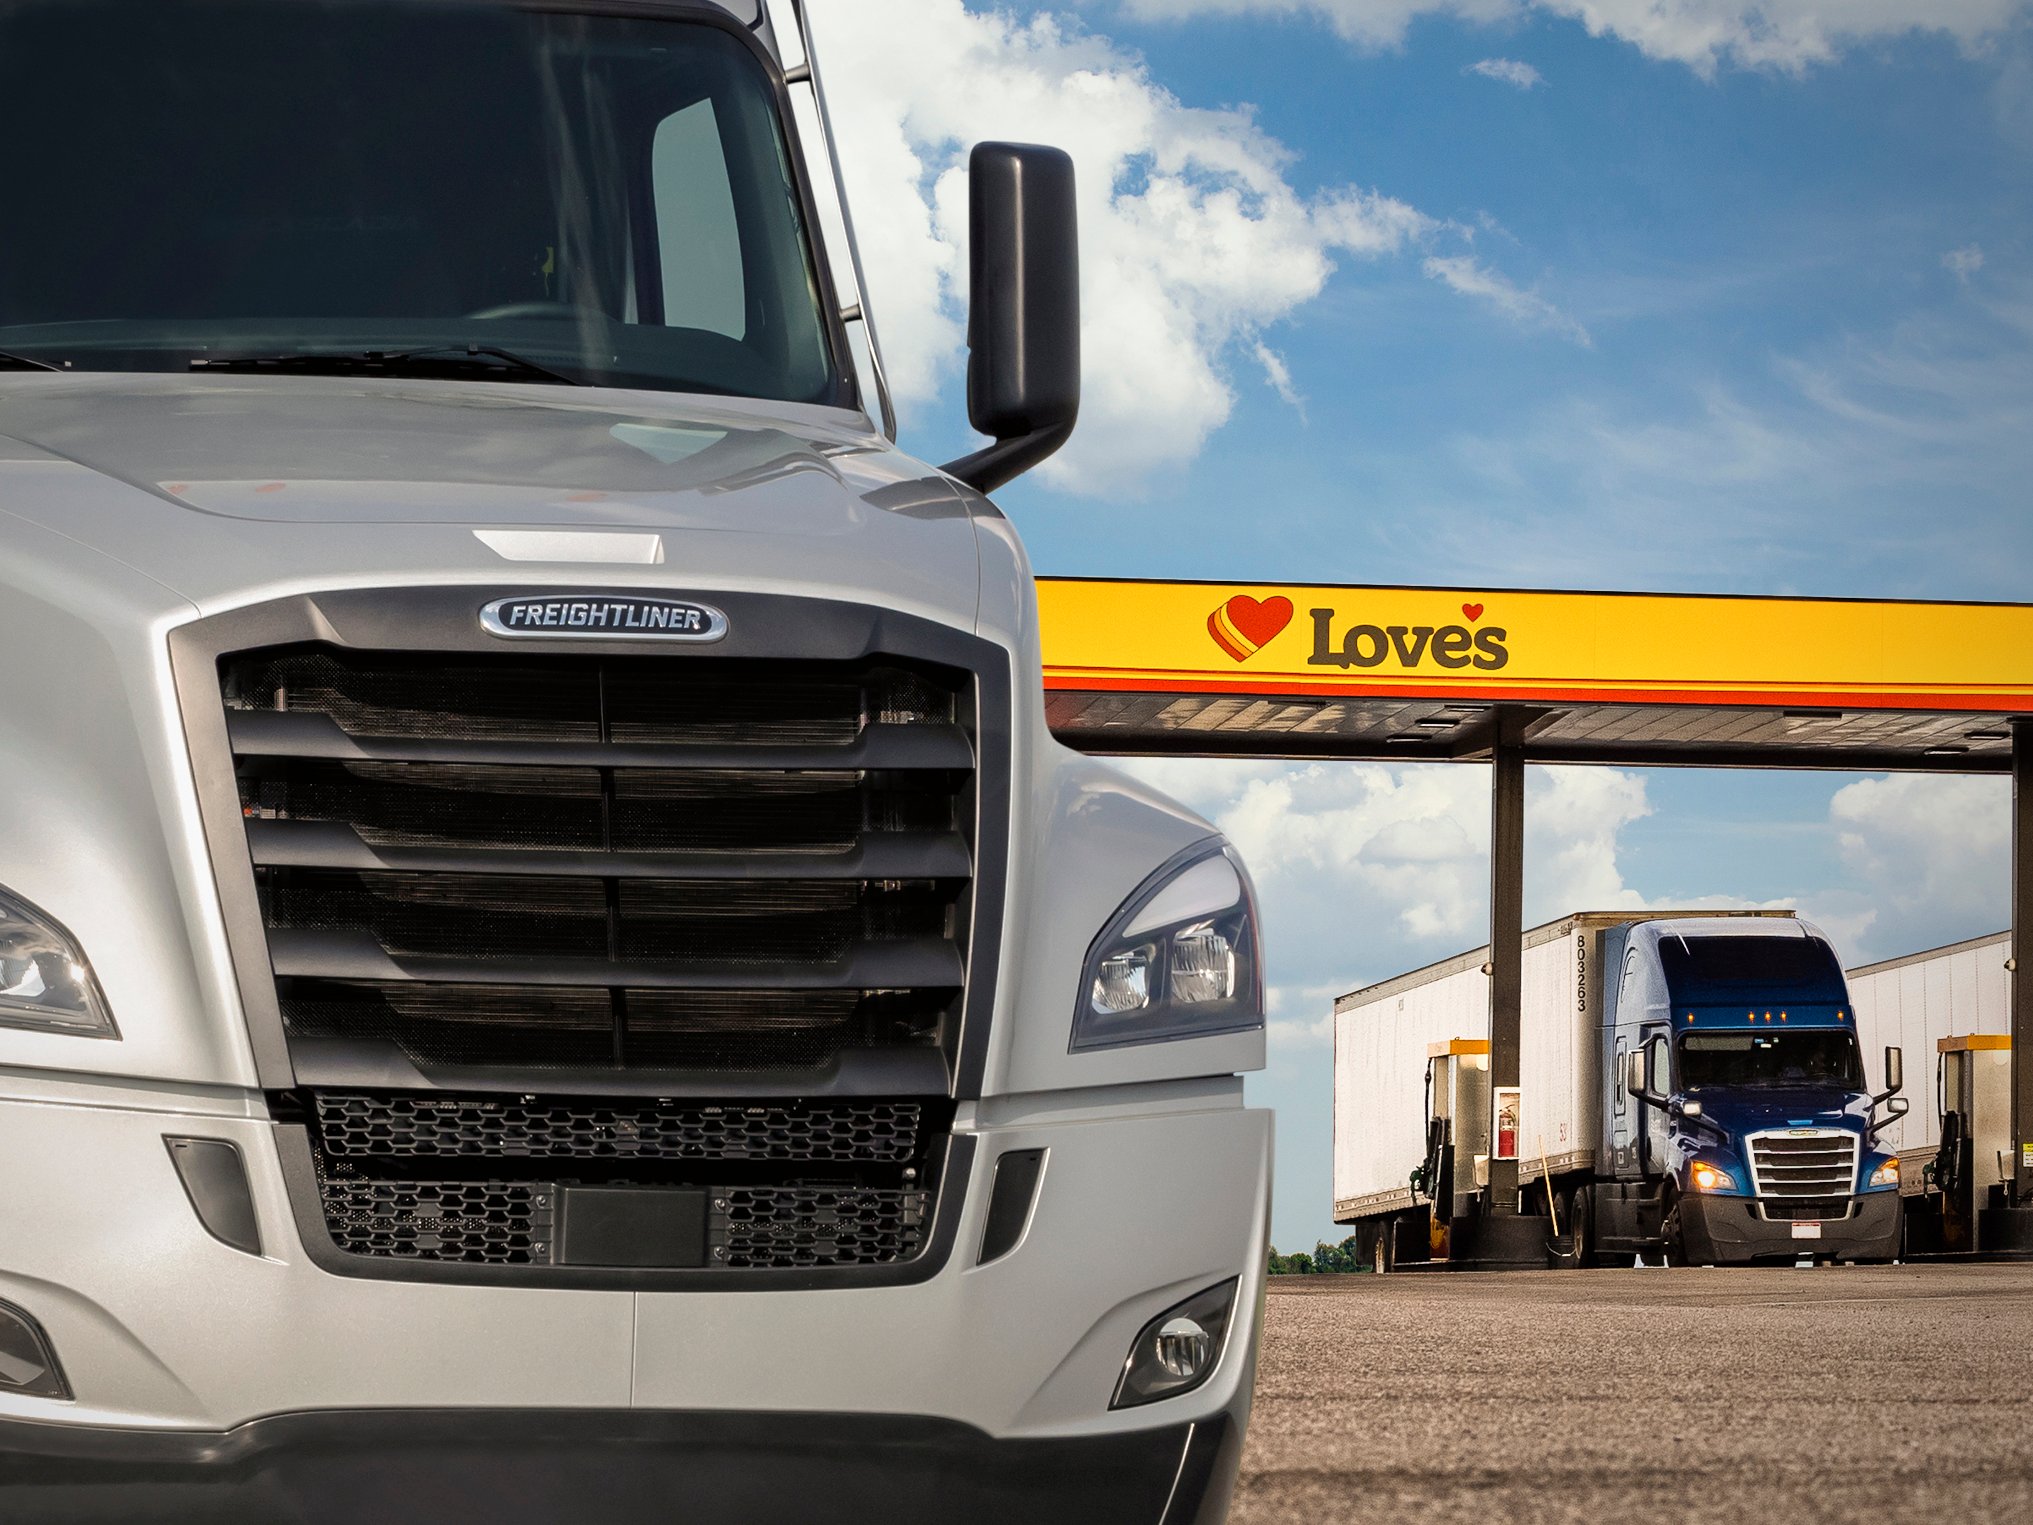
xmin=1829 ymin=773 xmax=2011 ymax=961
xmin=1111 ymin=0 xmax=2033 ymax=76
xmin=804 ymin=0 xmax=1566 ymax=494
xmin=1467 ymin=57 xmax=1545 ymax=88
xmin=1422 ymin=254 xmax=1592 ymax=344
xmin=1251 ymin=339 xmax=1305 ymax=412
xmin=1116 ymin=759 xmax=1666 ymax=1046
xmin=1945 ymin=244 xmax=1986 ymax=284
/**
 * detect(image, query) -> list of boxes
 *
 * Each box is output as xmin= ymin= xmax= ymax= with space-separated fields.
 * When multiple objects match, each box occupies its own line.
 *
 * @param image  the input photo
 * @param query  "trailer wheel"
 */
xmin=1372 ymin=1219 xmax=1395 ymax=1274
xmin=1567 ymin=1186 xmax=1595 ymax=1267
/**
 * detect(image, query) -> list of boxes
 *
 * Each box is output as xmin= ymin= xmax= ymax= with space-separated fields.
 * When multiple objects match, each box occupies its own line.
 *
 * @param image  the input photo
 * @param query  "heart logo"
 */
xmin=1461 ymin=603 xmax=1484 ymax=622
xmin=1208 ymin=594 xmax=1294 ymax=662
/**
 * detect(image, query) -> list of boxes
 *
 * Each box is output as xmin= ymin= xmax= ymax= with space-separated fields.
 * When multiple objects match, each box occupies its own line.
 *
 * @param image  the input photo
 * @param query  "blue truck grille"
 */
xmin=1747 ymin=1131 xmax=1858 ymax=1205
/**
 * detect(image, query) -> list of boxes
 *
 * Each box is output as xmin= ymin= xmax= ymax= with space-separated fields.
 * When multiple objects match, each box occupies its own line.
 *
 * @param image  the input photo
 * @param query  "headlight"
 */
xmin=1071 ymin=840 xmax=1263 ymax=1051
xmin=0 ymin=890 xmax=115 ymax=1038
xmin=1690 ymin=1160 xmax=1740 ymax=1194
xmin=1869 ymin=1157 xmax=1900 ymax=1189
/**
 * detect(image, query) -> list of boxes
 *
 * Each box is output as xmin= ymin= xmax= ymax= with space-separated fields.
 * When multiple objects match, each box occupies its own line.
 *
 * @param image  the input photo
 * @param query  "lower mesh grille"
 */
xmin=715 ymin=1188 xmax=929 ymax=1269
xmin=304 ymin=1091 xmax=944 ymax=1271
xmin=315 ymin=1092 xmax=922 ymax=1162
xmin=316 ymin=1176 xmax=930 ymax=1268
xmin=321 ymin=1178 xmax=553 ymax=1264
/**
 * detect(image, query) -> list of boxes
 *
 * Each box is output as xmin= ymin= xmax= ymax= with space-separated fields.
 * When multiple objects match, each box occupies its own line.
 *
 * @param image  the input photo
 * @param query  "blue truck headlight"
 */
xmin=0 ymin=890 xmax=115 ymax=1038
xmin=1867 ymin=1156 xmax=1900 ymax=1190
xmin=1071 ymin=841 xmax=1263 ymax=1051
xmin=1689 ymin=1159 xmax=1742 ymax=1194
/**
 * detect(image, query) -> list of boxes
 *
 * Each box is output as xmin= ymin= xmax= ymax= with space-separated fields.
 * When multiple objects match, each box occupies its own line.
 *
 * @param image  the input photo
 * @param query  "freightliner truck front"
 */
xmin=0 ymin=2 xmax=1270 ymax=1519
xmin=1334 ymin=912 xmax=1907 ymax=1268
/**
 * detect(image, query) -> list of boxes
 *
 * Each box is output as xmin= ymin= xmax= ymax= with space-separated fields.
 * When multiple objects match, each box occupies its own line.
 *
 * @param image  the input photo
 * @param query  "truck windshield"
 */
xmin=0 ymin=0 xmax=840 ymax=403
xmin=1679 ymin=1031 xmax=1863 ymax=1090
xmin=1657 ymin=934 xmax=1849 ymax=1008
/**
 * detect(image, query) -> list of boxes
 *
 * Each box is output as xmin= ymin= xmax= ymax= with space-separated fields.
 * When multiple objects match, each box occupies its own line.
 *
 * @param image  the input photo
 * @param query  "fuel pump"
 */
xmin=1416 ymin=1039 xmax=1490 ymax=1261
xmin=1925 ymin=1035 xmax=2013 ymax=1253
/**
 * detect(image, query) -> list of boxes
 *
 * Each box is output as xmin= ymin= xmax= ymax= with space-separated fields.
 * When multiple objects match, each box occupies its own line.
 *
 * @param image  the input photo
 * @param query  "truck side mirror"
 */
xmin=1624 ymin=1050 xmax=1646 ymax=1098
xmin=941 ymin=142 xmax=1080 ymax=495
xmin=1884 ymin=1045 xmax=1903 ymax=1096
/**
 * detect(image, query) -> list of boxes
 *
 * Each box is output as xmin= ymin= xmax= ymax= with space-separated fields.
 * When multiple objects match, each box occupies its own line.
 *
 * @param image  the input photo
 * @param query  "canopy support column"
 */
xmin=1486 ymin=707 xmax=1528 ymax=1217
xmin=2014 ymin=719 xmax=2032 ymax=1206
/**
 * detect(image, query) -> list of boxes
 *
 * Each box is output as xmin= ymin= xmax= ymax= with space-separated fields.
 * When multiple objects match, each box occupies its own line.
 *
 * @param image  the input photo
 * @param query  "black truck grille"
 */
xmin=207 ymin=632 xmax=987 ymax=1280
xmin=220 ymin=646 xmax=975 ymax=1081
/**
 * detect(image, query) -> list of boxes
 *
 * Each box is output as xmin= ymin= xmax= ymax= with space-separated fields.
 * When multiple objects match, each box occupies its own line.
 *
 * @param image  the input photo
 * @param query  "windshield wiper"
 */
xmin=189 ymin=344 xmax=584 ymax=386
xmin=0 ymin=349 xmax=60 ymax=373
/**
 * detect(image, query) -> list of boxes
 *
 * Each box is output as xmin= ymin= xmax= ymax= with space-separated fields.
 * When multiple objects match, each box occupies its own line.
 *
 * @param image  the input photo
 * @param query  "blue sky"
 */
xmin=813 ymin=0 xmax=2028 ymax=1250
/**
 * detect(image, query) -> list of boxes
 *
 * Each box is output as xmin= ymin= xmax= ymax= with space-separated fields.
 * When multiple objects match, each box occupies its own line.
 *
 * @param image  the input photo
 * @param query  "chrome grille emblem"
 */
xmin=480 ymin=594 xmax=728 ymax=641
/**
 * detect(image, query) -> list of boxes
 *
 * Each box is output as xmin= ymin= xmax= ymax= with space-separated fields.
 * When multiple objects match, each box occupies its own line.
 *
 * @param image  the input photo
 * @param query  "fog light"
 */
xmin=0 ymin=1301 xmax=69 ymax=1400
xmin=1154 ymin=1315 xmax=1212 ymax=1379
xmin=1112 ymin=1279 xmax=1237 ymax=1409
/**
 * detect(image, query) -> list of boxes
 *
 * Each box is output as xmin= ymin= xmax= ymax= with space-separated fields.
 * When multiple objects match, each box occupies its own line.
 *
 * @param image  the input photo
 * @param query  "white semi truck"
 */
xmin=0 ymin=2 xmax=1270 ymax=1519
xmin=1333 ymin=911 xmax=1909 ymax=1268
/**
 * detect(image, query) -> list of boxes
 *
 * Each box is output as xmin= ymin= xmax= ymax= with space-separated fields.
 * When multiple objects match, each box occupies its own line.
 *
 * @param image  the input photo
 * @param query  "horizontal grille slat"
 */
xmin=226 ymin=650 xmax=953 ymax=746
xmin=246 ymin=821 xmax=972 ymax=880
xmin=241 ymin=760 xmax=917 ymax=855
xmin=228 ymin=709 xmax=974 ymax=772
xmin=268 ymin=931 xmax=965 ymax=989
xmin=282 ymin=984 xmax=948 ymax=1073
xmin=262 ymin=872 xmax=951 ymax=966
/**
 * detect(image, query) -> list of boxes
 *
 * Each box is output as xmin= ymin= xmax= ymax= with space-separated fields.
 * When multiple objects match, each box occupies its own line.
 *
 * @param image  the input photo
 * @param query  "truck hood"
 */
xmin=1683 ymin=1087 xmax=1876 ymax=1140
xmin=0 ymin=373 xmax=983 ymax=627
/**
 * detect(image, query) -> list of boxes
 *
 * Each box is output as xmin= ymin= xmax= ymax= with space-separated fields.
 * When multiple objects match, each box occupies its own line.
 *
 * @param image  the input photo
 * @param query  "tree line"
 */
xmin=1266 ymin=1235 xmax=1364 ymax=1275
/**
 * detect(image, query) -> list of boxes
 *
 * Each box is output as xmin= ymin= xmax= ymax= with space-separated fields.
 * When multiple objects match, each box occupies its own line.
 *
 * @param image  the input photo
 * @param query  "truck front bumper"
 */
xmin=0 ymin=1079 xmax=1269 ymax=1524
xmin=0 ymin=1407 xmax=1238 ymax=1525
xmin=1680 ymin=1190 xmax=1901 ymax=1264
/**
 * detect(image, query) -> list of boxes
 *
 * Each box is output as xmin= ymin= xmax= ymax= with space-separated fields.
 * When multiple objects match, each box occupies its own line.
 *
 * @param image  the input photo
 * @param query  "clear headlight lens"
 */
xmin=1869 ymin=1157 xmax=1900 ymax=1189
xmin=0 ymin=891 xmax=115 ymax=1038
xmin=1072 ymin=841 xmax=1263 ymax=1051
xmin=1112 ymin=1279 xmax=1238 ymax=1409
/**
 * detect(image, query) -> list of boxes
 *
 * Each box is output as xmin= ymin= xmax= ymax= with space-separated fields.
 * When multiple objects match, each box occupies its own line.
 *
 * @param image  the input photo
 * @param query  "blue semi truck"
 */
xmin=1333 ymin=911 xmax=1910 ymax=1267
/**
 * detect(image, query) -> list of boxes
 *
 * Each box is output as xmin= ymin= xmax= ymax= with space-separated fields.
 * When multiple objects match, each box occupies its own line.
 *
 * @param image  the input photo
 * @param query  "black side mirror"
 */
xmin=1884 ymin=1045 xmax=1904 ymax=1097
xmin=941 ymin=143 xmax=1079 ymax=494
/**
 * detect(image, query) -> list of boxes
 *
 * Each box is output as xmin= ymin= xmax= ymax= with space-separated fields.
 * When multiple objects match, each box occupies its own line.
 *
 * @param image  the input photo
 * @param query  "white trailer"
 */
xmin=1848 ymin=930 xmax=2011 ymax=1193
xmin=1332 ymin=909 xmax=1794 ymax=1233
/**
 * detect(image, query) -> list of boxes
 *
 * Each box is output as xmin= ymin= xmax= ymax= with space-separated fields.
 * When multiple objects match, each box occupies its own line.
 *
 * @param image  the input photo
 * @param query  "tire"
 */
xmin=1373 ymin=1218 xmax=1395 ymax=1274
xmin=1661 ymin=1187 xmax=1688 ymax=1267
xmin=1569 ymin=1186 xmax=1596 ymax=1267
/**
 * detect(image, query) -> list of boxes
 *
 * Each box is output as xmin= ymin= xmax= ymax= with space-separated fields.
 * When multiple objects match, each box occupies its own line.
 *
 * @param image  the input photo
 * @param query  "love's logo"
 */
xmin=1207 ymin=595 xmax=1294 ymax=662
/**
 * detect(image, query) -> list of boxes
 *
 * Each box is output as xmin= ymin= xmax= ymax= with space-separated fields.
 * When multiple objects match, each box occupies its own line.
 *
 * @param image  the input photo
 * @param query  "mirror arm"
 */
xmin=942 ymin=416 xmax=1077 ymax=496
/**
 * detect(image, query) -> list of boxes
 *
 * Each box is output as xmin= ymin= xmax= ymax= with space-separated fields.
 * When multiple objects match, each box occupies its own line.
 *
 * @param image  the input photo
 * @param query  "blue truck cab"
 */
xmin=1600 ymin=917 xmax=1907 ymax=1264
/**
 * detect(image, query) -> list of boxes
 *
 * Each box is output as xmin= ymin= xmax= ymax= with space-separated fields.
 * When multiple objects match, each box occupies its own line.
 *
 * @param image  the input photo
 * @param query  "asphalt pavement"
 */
xmin=1231 ymin=1263 xmax=2033 ymax=1525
